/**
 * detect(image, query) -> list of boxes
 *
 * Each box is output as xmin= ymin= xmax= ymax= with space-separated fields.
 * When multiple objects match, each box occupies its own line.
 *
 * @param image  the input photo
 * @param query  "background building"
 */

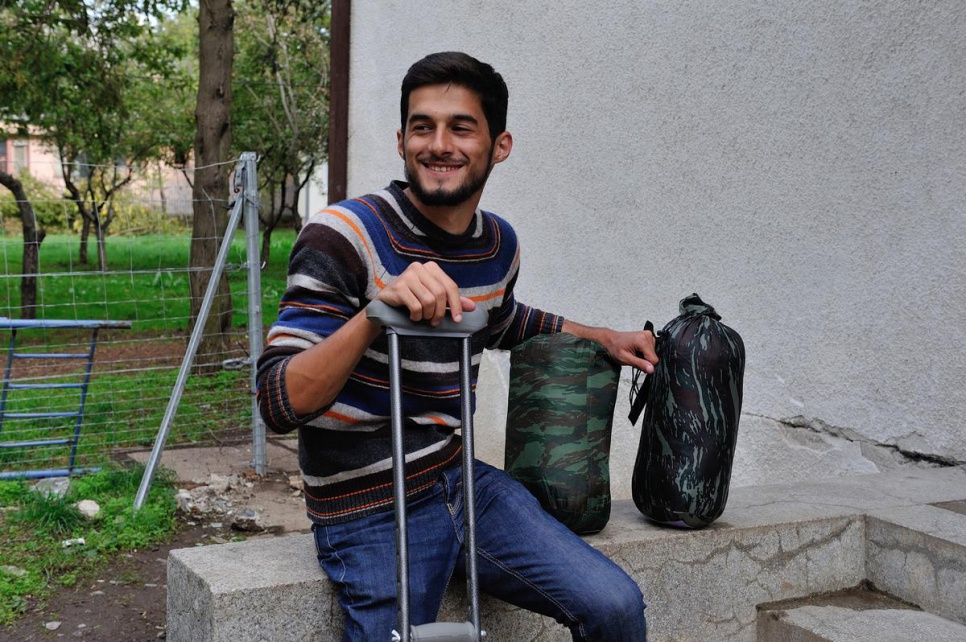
xmin=338 ymin=1 xmax=966 ymax=498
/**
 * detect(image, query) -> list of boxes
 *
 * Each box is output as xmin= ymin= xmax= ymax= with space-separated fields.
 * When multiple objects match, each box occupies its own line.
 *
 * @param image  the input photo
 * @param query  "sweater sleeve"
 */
xmin=485 ymin=261 xmax=563 ymax=350
xmin=255 ymin=215 xmax=368 ymax=434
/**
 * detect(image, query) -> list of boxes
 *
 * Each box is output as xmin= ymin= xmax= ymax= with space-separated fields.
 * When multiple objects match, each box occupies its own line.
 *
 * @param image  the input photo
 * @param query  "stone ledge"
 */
xmin=167 ymin=466 xmax=966 ymax=642
xmin=757 ymin=605 xmax=966 ymax=642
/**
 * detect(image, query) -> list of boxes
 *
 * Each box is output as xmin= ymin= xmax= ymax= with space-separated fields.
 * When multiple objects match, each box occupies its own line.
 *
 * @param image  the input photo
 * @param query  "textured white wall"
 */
xmin=346 ymin=1 xmax=966 ymax=497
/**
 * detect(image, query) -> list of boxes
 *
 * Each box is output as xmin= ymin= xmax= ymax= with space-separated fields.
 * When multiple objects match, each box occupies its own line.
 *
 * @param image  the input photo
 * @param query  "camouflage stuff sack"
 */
xmin=629 ymin=293 xmax=745 ymax=529
xmin=504 ymin=333 xmax=620 ymax=535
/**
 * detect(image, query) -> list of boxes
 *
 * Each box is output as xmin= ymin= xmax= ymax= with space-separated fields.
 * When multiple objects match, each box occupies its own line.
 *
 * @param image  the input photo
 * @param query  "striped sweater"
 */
xmin=256 ymin=181 xmax=562 ymax=525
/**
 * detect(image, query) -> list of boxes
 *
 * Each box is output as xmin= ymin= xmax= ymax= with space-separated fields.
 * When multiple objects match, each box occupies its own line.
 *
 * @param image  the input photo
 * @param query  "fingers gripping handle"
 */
xmin=366 ymin=300 xmax=489 ymax=338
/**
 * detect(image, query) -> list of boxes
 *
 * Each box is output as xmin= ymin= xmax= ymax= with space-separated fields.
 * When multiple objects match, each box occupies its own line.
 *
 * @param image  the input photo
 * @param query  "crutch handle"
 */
xmin=366 ymin=301 xmax=489 ymax=338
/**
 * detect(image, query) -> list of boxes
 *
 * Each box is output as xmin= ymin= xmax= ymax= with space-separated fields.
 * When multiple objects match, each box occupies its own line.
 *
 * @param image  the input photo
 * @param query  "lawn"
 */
xmin=0 ymin=229 xmax=296 ymax=474
xmin=0 ymin=230 xmax=293 ymax=330
xmin=0 ymin=464 xmax=179 ymax=625
xmin=0 ymin=228 xmax=298 ymax=625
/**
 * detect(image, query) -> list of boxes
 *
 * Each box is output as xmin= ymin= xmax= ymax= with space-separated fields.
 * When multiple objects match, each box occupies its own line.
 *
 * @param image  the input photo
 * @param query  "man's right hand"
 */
xmin=375 ymin=261 xmax=476 ymax=326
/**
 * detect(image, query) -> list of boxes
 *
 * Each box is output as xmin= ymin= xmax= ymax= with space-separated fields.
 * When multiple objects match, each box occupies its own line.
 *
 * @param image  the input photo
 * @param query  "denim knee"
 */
xmin=576 ymin=573 xmax=647 ymax=641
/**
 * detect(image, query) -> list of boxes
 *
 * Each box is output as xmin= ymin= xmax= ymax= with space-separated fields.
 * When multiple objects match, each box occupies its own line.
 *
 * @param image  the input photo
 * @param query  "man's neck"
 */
xmin=402 ymin=187 xmax=481 ymax=235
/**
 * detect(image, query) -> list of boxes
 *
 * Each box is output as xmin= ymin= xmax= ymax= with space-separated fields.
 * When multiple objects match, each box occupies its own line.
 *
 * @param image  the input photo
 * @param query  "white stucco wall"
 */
xmin=345 ymin=1 xmax=966 ymax=497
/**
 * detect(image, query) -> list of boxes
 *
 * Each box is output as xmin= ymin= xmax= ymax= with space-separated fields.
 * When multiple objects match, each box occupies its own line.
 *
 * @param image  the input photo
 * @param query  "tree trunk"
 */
xmin=260 ymin=227 xmax=272 ymax=271
xmin=291 ymin=179 xmax=304 ymax=234
xmin=79 ymin=215 xmax=90 ymax=264
xmin=157 ymin=160 xmax=168 ymax=216
xmin=0 ymin=171 xmax=43 ymax=319
xmin=95 ymin=215 xmax=108 ymax=272
xmin=189 ymin=0 xmax=235 ymax=374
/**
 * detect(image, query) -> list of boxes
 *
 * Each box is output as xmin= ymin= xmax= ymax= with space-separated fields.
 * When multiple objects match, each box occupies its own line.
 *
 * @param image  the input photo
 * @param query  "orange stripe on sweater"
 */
xmin=468 ymin=289 xmax=504 ymax=303
xmin=323 ymin=409 xmax=360 ymax=423
xmin=322 ymin=207 xmax=386 ymax=288
xmin=302 ymin=447 xmax=461 ymax=517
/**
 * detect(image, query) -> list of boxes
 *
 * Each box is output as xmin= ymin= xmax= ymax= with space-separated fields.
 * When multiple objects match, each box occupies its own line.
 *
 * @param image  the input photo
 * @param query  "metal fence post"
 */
xmin=241 ymin=152 xmax=266 ymax=475
xmin=135 ymin=155 xmax=253 ymax=509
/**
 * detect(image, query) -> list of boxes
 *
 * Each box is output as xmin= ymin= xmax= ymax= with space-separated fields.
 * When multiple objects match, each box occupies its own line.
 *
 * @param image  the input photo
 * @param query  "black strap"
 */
xmin=627 ymin=321 xmax=654 ymax=426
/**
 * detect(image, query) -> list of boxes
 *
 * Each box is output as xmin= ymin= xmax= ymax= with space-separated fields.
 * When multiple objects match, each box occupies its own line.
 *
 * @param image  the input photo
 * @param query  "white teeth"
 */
xmin=428 ymin=165 xmax=458 ymax=172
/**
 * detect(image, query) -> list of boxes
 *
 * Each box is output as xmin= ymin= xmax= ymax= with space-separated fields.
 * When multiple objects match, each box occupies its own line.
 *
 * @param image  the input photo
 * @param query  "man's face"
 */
xmin=398 ymin=84 xmax=511 ymax=209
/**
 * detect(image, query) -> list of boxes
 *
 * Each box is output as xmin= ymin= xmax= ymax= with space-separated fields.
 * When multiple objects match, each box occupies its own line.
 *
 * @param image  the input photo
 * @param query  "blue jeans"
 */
xmin=312 ymin=461 xmax=647 ymax=641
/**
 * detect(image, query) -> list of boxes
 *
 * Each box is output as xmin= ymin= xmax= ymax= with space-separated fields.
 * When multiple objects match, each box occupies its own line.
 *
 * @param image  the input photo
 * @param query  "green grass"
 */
xmin=0 ymin=227 xmax=297 ymax=626
xmin=0 ymin=230 xmax=293 ymax=330
xmin=0 ymin=228 xmax=293 ymax=469
xmin=0 ymin=367 xmax=251 ymax=471
xmin=0 ymin=463 xmax=179 ymax=625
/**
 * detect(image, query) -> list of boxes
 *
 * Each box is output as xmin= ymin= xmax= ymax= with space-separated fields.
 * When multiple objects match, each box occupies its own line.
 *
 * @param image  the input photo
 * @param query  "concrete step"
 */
xmin=166 ymin=467 xmax=966 ymax=642
xmin=759 ymin=603 xmax=966 ymax=642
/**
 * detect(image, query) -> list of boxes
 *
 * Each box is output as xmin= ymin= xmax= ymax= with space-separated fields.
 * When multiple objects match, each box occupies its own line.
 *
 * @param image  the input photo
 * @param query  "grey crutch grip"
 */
xmin=366 ymin=300 xmax=488 ymax=338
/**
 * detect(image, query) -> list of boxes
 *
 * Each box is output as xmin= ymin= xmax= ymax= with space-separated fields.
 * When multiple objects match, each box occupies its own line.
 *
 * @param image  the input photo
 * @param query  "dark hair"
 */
xmin=400 ymin=52 xmax=509 ymax=142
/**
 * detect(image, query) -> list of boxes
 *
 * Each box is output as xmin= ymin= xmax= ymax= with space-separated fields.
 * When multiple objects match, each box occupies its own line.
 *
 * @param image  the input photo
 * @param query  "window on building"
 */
xmin=13 ymin=140 xmax=28 ymax=174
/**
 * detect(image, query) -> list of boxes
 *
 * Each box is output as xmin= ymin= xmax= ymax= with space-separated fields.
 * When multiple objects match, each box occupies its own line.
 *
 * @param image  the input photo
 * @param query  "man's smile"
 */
xmin=420 ymin=158 xmax=465 ymax=174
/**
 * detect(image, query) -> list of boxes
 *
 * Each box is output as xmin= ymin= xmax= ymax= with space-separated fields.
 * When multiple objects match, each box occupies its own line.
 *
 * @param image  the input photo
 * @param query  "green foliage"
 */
xmin=233 ymin=0 xmax=330 ymax=227
xmin=0 ymin=463 xmax=179 ymax=625
xmin=0 ymin=479 xmax=29 ymax=507
xmin=0 ymin=172 xmax=73 ymax=233
xmin=0 ymin=1 xmax=192 ymax=165
xmin=0 ymin=1 xmax=198 ymax=268
xmin=106 ymin=196 xmax=191 ymax=236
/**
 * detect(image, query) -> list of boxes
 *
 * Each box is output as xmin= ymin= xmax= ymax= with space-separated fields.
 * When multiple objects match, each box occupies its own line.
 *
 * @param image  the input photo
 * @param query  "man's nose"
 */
xmin=428 ymin=129 xmax=453 ymax=155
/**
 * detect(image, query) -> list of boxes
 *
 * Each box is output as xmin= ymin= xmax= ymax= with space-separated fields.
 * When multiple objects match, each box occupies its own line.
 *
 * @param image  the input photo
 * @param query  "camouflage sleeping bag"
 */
xmin=504 ymin=333 xmax=620 ymax=535
xmin=629 ymin=293 xmax=745 ymax=528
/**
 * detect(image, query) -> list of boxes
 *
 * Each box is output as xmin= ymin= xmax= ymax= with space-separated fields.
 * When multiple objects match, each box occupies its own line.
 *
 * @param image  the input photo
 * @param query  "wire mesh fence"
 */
xmin=0 ymin=155 xmax=286 ymax=479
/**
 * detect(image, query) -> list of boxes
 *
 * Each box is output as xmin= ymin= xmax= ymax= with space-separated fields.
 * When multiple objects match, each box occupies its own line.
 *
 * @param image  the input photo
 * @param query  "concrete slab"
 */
xmin=866 ymin=505 xmax=966 ymax=625
xmin=718 ymin=466 xmax=966 ymax=528
xmin=129 ymin=437 xmax=311 ymax=534
xmin=935 ymin=500 xmax=966 ymax=517
xmin=757 ymin=605 xmax=966 ymax=642
xmin=167 ymin=507 xmax=866 ymax=641
xmin=166 ymin=466 xmax=966 ymax=642
xmin=128 ymin=437 xmax=300 ymax=482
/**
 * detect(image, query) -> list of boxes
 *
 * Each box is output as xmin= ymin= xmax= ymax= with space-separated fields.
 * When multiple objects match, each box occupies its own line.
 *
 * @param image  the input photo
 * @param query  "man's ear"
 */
xmin=491 ymin=131 xmax=513 ymax=165
xmin=396 ymin=129 xmax=404 ymax=158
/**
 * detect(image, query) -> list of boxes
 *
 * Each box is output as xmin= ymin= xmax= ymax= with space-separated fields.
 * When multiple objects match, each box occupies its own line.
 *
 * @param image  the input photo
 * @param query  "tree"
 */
xmin=233 ymin=0 xmax=330 ymax=267
xmin=126 ymin=10 xmax=198 ymax=198
xmin=0 ymin=1 xmax=189 ymax=272
xmin=189 ymin=0 xmax=235 ymax=371
xmin=0 ymin=170 xmax=42 ymax=318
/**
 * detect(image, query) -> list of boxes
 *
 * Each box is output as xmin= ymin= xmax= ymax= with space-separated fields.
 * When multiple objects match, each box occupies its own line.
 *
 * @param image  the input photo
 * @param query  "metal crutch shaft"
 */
xmin=368 ymin=302 xmax=489 ymax=642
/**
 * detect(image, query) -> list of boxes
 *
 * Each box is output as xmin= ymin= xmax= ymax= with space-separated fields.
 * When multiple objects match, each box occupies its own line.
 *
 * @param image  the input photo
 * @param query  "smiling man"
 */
xmin=256 ymin=52 xmax=656 ymax=641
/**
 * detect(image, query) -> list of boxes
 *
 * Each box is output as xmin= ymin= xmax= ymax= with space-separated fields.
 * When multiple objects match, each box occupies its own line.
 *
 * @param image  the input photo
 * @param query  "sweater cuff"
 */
xmin=260 ymin=358 xmax=328 ymax=432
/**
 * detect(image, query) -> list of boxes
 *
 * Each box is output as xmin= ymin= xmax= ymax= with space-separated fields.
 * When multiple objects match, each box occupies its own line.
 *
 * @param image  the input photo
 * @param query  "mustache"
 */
xmin=416 ymin=154 xmax=467 ymax=165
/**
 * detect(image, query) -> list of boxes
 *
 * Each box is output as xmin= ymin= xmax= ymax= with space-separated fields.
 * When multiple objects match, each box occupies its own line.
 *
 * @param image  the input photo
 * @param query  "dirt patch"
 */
xmin=0 ymin=472 xmax=303 ymax=642
xmin=1 ymin=517 xmax=207 ymax=641
xmin=7 ymin=333 xmax=186 ymax=380
xmin=7 ymin=328 xmax=252 ymax=379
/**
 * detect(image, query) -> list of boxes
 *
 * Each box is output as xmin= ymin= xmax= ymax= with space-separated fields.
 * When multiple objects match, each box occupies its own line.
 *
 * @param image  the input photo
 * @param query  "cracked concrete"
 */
xmin=730 ymin=414 xmax=962 ymax=491
xmin=866 ymin=506 xmax=966 ymax=625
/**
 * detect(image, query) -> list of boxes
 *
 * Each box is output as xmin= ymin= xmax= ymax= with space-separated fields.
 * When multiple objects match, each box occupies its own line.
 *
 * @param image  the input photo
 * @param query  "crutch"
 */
xmin=366 ymin=301 xmax=490 ymax=642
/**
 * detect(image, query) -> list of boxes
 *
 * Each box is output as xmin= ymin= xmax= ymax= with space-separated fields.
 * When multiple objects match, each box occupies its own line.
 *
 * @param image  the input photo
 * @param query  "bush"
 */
xmin=0 ymin=171 xmax=74 ymax=233
xmin=108 ymin=196 xmax=191 ymax=236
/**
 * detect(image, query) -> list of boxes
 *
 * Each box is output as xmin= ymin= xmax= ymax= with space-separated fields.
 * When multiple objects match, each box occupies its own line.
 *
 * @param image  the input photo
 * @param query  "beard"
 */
xmin=403 ymin=152 xmax=494 ymax=207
